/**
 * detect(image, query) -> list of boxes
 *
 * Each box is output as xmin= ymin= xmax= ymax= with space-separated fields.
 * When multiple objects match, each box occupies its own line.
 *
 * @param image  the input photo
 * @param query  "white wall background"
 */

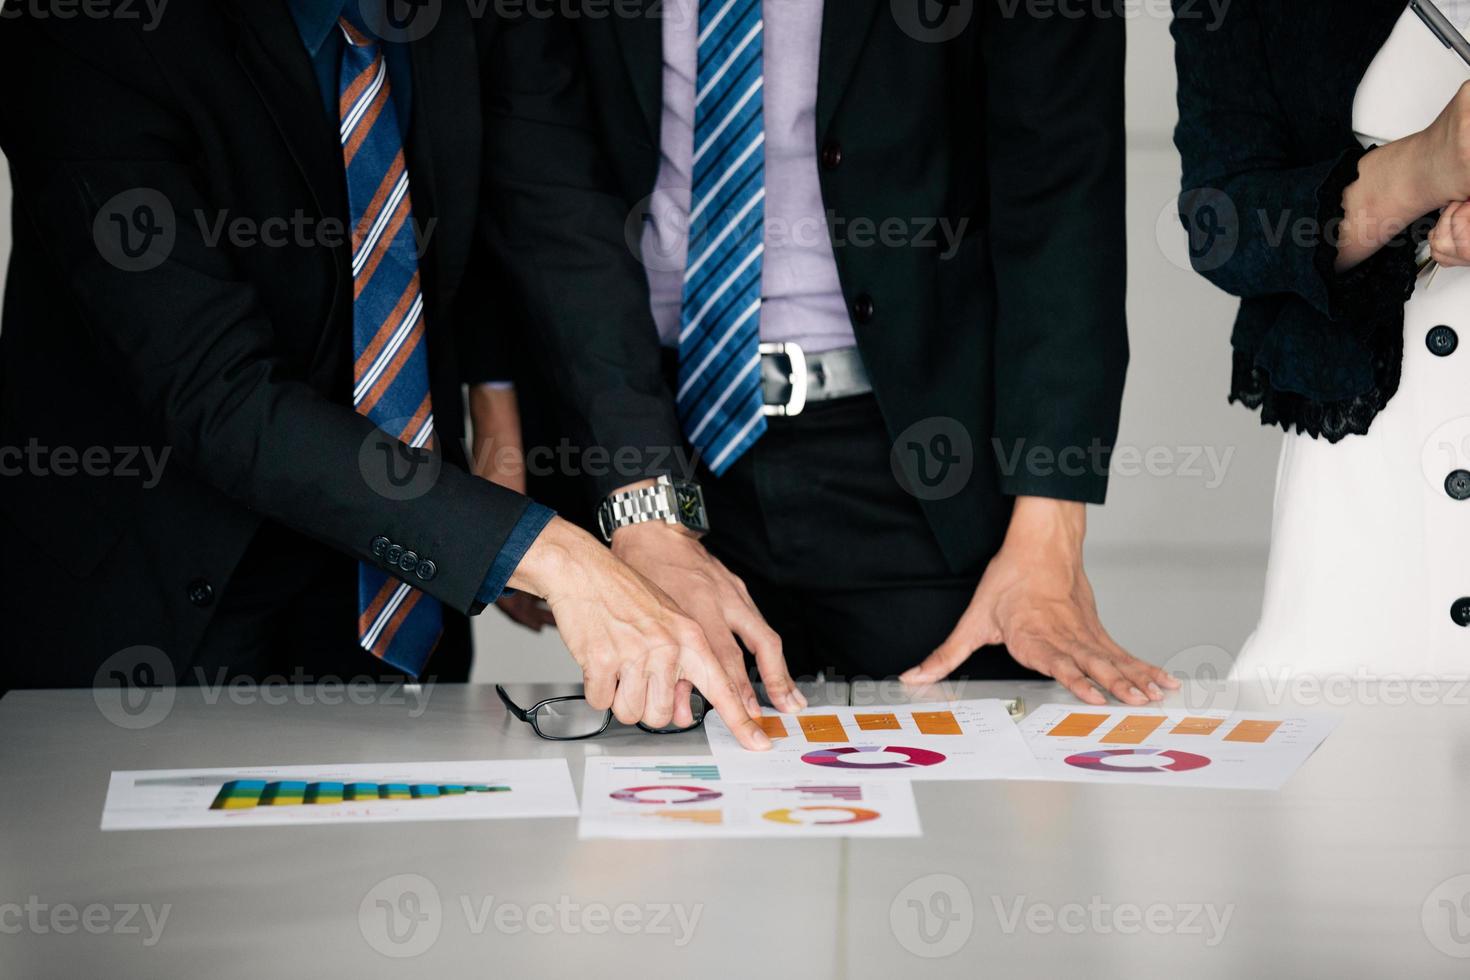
xmin=0 ymin=8 xmax=1276 ymax=682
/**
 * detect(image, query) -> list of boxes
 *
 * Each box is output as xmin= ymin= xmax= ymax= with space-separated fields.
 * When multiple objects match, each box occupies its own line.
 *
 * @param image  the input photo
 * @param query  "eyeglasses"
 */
xmin=495 ymin=684 xmax=707 ymax=741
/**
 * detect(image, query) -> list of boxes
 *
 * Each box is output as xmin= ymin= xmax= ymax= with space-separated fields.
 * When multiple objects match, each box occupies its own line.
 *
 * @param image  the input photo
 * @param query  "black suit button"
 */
xmin=384 ymin=544 xmax=403 ymax=565
xmin=398 ymin=551 xmax=419 ymax=573
xmin=820 ymin=139 xmax=843 ymax=171
xmin=370 ymin=535 xmax=390 ymax=558
xmin=1453 ymin=598 xmax=1470 ymax=627
xmin=415 ymin=560 xmax=437 ymax=582
xmin=1447 ymin=470 xmax=1470 ymax=500
xmin=852 ymin=293 xmax=875 ymax=324
xmin=187 ymin=579 xmax=215 ymax=608
xmin=1428 ymin=325 xmax=1459 ymax=357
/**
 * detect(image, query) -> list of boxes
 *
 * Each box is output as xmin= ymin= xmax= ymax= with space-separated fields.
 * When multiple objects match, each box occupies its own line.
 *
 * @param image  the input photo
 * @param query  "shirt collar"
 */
xmin=286 ymin=0 xmax=351 ymax=59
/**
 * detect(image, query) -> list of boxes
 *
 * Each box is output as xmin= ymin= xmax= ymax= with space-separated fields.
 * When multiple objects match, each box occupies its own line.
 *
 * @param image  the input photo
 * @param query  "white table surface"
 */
xmin=2 ymin=678 xmax=1468 ymax=979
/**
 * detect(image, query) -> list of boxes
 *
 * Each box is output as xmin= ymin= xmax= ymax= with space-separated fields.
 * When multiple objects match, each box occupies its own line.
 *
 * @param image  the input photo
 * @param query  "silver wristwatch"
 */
xmin=597 ymin=475 xmax=710 ymax=542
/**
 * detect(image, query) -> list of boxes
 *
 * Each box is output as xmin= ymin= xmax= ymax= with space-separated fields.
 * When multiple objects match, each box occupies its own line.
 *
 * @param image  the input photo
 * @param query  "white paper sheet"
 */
xmin=578 ymin=756 xmax=921 ymax=838
xmin=1016 ymin=703 xmax=1340 ymax=790
xmin=704 ymin=699 xmax=1038 ymax=782
xmin=101 ymin=759 xmax=579 ymax=830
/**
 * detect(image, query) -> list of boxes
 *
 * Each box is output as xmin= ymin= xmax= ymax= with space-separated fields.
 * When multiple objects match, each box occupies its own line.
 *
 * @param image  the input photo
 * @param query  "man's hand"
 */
xmin=610 ymin=491 xmax=805 ymax=716
xmin=900 ymin=497 xmax=1180 ymax=705
xmin=510 ymin=516 xmax=772 ymax=749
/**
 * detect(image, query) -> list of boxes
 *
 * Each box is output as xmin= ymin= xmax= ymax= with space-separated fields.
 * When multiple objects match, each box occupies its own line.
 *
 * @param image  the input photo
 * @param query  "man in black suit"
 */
xmin=499 ymin=0 xmax=1178 ymax=707
xmin=0 ymin=0 xmax=772 ymax=749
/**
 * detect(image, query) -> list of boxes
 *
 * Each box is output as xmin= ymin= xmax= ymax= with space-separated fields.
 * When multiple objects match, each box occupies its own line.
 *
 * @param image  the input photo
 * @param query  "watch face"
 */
xmin=673 ymin=483 xmax=710 ymax=533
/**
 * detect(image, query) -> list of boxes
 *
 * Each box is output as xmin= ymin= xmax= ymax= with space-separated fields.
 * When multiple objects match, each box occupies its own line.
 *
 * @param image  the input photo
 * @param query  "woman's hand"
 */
xmin=1429 ymin=201 xmax=1470 ymax=267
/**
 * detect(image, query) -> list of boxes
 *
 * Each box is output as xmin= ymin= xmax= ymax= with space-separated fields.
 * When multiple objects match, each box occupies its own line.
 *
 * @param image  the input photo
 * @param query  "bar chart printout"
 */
xmin=100 ymin=760 xmax=579 ymax=830
xmin=705 ymin=700 xmax=1039 ymax=782
xmin=1016 ymin=705 xmax=1340 ymax=790
xmin=579 ymin=756 xmax=921 ymax=839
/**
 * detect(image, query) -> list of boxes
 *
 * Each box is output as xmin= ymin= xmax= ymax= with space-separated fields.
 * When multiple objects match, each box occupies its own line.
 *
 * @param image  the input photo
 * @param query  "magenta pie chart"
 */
xmin=609 ymin=785 xmax=723 ymax=804
xmin=800 ymin=745 xmax=947 ymax=770
xmin=1063 ymin=748 xmax=1211 ymax=773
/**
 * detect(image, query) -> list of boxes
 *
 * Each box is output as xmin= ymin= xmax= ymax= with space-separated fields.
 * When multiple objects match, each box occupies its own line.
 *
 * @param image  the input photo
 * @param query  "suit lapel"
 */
xmin=611 ymin=0 xmax=664 ymax=143
xmin=223 ymin=0 xmax=348 ymax=375
xmin=815 ymin=0 xmax=884 ymax=136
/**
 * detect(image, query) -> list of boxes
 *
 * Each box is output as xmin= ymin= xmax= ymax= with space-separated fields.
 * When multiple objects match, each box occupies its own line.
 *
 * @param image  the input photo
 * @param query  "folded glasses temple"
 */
xmin=494 ymin=684 xmax=531 ymax=722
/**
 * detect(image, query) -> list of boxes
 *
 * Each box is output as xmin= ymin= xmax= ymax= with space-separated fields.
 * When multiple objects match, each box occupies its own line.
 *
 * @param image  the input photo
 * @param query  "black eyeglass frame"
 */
xmin=495 ymin=684 xmax=707 ymax=740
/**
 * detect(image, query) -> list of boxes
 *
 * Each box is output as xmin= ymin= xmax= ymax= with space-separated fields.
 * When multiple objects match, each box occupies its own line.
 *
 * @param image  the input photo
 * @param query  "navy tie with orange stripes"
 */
xmin=338 ymin=17 xmax=442 ymax=674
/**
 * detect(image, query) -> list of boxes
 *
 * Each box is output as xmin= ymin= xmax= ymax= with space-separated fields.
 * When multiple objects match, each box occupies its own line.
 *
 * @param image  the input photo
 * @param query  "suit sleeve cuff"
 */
xmin=475 ymin=502 xmax=556 ymax=606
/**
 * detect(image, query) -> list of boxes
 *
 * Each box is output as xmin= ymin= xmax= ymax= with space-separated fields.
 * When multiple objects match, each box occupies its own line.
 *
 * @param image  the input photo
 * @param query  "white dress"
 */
xmin=1232 ymin=6 xmax=1470 ymax=681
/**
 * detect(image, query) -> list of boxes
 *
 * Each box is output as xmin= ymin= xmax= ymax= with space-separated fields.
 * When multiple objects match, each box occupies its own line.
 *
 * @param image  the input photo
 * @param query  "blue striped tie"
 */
xmin=677 ymin=0 xmax=767 ymax=476
xmin=339 ymin=17 xmax=442 ymax=675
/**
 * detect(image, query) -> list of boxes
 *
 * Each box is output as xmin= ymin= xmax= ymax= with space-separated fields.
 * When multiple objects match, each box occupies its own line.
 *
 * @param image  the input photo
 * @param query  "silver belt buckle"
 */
xmin=759 ymin=341 xmax=808 ymax=417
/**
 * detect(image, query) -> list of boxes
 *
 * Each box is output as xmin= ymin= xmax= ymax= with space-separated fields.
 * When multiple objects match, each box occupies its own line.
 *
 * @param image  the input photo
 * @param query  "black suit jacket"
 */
xmin=0 ymin=2 xmax=601 ymax=686
xmin=489 ymin=1 xmax=1130 ymax=574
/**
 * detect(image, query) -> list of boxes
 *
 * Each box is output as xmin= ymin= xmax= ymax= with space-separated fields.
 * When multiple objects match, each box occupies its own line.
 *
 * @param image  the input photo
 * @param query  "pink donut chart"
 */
xmin=1063 ymin=748 xmax=1211 ymax=773
xmin=609 ymin=785 xmax=724 ymax=804
xmin=800 ymin=745 xmax=947 ymax=770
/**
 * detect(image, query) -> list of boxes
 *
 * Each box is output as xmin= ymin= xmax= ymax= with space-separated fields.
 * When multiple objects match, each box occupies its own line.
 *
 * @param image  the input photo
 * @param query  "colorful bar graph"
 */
xmin=855 ymin=713 xmax=900 ymax=732
xmin=913 ymin=711 xmax=962 ymax=735
xmin=1100 ymin=715 xmax=1167 ymax=744
xmin=1171 ymin=717 xmax=1223 ymax=736
xmin=752 ymin=785 xmax=864 ymax=802
xmin=799 ymin=715 xmax=849 ymax=743
xmin=209 ymin=780 xmax=510 ymax=810
xmin=1223 ymin=720 xmax=1282 ymax=743
xmin=612 ymin=763 xmax=721 ymax=780
xmin=757 ymin=716 xmax=790 ymax=740
xmin=1047 ymin=712 xmax=1110 ymax=737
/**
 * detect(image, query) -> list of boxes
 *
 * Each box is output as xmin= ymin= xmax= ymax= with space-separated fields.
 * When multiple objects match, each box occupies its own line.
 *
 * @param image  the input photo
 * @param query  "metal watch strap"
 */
xmin=598 ymin=483 xmax=674 ymax=540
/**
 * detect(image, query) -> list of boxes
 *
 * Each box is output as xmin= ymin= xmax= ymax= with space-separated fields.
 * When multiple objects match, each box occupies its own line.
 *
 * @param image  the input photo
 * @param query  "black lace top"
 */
xmin=1172 ymin=0 xmax=1432 ymax=441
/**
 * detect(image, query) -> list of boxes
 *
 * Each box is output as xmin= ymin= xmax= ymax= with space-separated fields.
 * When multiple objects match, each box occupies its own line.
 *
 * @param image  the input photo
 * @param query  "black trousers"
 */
xmin=186 ymin=522 xmax=471 ymax=686
xmin=700 ymin=394 xmax=1042 ymax=682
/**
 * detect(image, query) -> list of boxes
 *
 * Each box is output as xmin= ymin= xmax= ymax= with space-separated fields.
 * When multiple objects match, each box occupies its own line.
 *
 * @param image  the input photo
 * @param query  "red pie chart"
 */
xmin=800 ymin=745 xmax=946 ymax=769
xmin=763 ymin=805 xmax=881 ymax=825
xmin=1063 ymin=748 xmax=1211 ymax=773
xmin=609 ymin=785 xmax=723 ymax=804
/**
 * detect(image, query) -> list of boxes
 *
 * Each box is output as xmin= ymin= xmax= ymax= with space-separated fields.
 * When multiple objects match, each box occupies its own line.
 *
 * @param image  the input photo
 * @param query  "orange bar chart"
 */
xmin=757 ymin=716 xmax=789 ymax=740
xmin=1100 ymin=715 xmax=1166 ymax=744
xmin=913 ymin=711 xmax=963 ymax=735
xmin=799 ymin=715 xmax=849 ymax=742
xmin=855 ymin=713 xmax=901 ymax=732
xmin=648 ymin=810 xmax=723 ymax=825
xmin=1047 ymin=712 xmax=1110 ymax=737
xmin=1171 ymin=717 xmax=1224 ymax=736
xmin=1224 ymin=720 xmax=1282 ymax=743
